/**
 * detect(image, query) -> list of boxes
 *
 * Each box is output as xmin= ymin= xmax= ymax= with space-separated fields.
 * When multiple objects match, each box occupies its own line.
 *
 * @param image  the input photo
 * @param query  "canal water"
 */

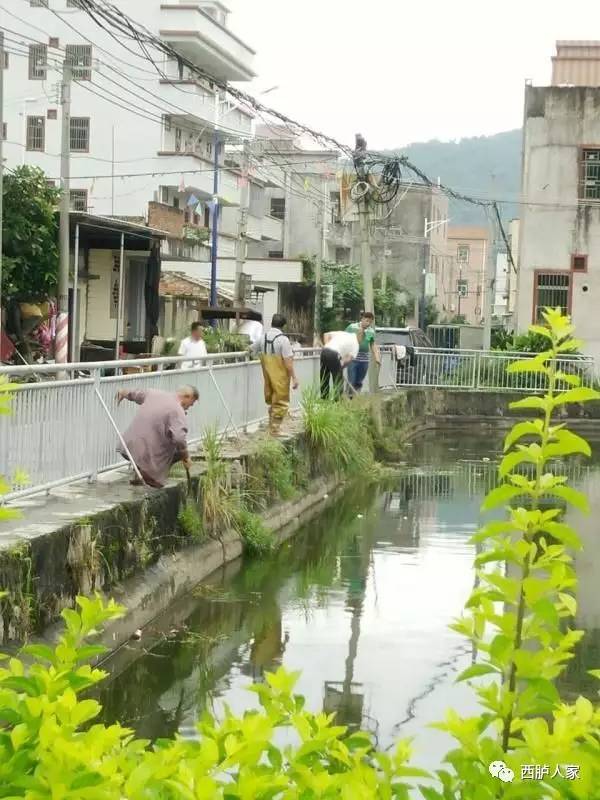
xmin=98 ymin=430 xmax=600 ymax=770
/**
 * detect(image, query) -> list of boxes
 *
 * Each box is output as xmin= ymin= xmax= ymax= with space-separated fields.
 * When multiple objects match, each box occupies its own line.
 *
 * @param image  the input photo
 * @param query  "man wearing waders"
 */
xmin=251 ymin=314 xmax=299 ymax=435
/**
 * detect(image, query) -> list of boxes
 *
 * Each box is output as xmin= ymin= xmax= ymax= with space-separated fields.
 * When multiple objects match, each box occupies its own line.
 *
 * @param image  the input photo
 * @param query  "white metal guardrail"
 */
xmin=381 ymin=347 xmax=596 ymax=393
xmin=0 ymin=350 xmax=322 ymax=503
xmin=1 ymin=345 xmax=593 ymax=503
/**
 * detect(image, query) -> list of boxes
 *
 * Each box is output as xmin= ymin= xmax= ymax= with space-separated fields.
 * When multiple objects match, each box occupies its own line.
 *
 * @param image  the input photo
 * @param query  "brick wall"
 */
xmin=148 ymin=202 xmax=184 ymax=239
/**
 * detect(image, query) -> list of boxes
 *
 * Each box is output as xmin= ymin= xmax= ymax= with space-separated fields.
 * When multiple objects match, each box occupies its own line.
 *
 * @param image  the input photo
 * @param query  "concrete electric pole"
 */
xmin=483 ymin=209 xmax=498 ymax=350
xmin=353 ymin=133 xmax=374 ymax=314
xmin=234 ymin=139 xmax=250 ymax=306
xmin=56 ymin=61 xmax=72 ymax=368
xmin=313 ymin=193 xmax=328 ymax=343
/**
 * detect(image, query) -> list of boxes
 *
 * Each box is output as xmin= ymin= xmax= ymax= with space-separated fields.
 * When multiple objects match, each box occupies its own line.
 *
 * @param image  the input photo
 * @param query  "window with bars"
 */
xmin=270 ymin=197 xmax=285 ymax=220
xmin=65 ymin=44 xmax=92 ymax=80
xmin=70 ymin=117 xmax=90 ymax=152
xmin=456 ymin=244 xmax=470 ymax=264
xmin=67 ymin=0 xmax=84 ymax=7
xmin=330 ymin=191 xmax=341 ymax=222
xmin=28 ymin=44 xmax=47 ymax=80
xmin=30 ymin=0 xmax=48 ymax=6
xmin=268 ymin=250 xmax=284 ymax=259
xmin=70 ymin=190 xmax=88 ymax=211
xmin=26 ymin=116 xmax=45 ymax=151
xmin=533 ymin=272 xmax=570 ymax=322
xmin=580 ymin=149 xmax=600 ymax=200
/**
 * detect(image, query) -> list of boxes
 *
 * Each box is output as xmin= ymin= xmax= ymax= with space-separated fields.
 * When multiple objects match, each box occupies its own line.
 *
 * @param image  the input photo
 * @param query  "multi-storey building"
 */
xmin=516 ymin=42 xmax=600 ymax=360
xmin=248 ymin=126 xmax=339 ymax=262
xmin=5 ymin=1 xmax=298 ymax=344
xmin=370 ymin=185 xmax=449 ymax=318
xmin=4 ymin=2 xmax=286 ymax=258
xmin=444 ymin=227 xmax=489 ymax=325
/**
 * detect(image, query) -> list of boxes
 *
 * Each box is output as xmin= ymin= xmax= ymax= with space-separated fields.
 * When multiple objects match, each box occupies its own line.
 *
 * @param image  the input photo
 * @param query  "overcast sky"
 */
xmin=226 ymin=0 xmax=600 ymax=149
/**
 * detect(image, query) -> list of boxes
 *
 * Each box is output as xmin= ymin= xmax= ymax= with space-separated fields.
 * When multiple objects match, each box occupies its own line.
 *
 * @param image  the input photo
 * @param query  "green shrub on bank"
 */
xmin=234 ymin=507 xmax=274 ymax=556
xmin=249 ymin=438 xmax=296 ymax=508
xmin=177 ymin=501 xmax=204 ymax=541
xmin=302 ymin=388 xmax=375 ymax=476
xmin=1 ymin=309 xmax=600 ymax=797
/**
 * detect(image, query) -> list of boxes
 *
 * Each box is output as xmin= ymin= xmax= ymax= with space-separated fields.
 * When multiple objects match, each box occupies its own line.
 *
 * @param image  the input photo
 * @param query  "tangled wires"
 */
xmin=351 ymin=135 xmax=404 ymax=205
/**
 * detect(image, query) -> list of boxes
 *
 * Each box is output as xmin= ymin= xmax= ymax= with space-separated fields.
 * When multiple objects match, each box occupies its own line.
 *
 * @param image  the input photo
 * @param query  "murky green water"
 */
xmin=98 ymin=430 xmax=600 ymax=768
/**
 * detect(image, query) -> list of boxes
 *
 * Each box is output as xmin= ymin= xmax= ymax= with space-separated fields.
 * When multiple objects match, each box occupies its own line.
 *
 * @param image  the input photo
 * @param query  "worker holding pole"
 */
xmin=251 ymin=313 xmax=299 ymax=436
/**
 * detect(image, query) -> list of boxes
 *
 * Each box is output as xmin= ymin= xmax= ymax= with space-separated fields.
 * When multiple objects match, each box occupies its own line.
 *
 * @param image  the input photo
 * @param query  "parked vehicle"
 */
xmin=375 ymin=327 xmax=436 ymax=384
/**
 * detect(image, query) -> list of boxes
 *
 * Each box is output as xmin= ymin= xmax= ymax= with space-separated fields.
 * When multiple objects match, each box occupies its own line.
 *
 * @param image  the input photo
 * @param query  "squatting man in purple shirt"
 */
xmin=116 ymin=385 xmax=198 ymax=487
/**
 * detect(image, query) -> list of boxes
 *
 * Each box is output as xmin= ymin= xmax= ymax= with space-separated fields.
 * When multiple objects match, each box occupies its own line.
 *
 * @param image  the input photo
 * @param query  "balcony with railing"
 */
xmin=159 ymin=3 xmax=256 ymax=82
xmin=159 ymin=80 xmax=217 ymax=126
xmin=261 ymin=214 xmax=283 ymax=242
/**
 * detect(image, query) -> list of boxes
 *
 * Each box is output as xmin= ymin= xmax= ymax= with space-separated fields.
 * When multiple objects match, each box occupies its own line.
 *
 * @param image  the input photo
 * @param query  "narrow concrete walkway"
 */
xmin=0 ymin=412 xmax=305 ymax=552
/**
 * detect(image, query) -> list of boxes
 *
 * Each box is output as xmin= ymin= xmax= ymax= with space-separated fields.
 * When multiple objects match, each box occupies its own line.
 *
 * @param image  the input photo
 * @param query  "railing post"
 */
xmin=243 ymin=356 xmax=250 ymax=433
xmin=474 ymin=352 xmax=480 ymax=390
xmin=90 ymin=370 xmax=101 ymax=484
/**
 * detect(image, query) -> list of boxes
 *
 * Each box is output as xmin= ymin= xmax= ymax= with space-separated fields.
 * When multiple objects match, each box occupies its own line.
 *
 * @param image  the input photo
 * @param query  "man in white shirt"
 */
xmin=178 ymin=322 xmax=208 ymax=370
xmin=320 ymin=330 xmax=359 ymax=400
xmin=237 ymin=318 xmax=264 ymax=347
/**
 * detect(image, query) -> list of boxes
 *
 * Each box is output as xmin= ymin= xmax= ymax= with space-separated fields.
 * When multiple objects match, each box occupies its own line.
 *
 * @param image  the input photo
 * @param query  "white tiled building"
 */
xmin=3 ymin=0 xmax=282 ymax=257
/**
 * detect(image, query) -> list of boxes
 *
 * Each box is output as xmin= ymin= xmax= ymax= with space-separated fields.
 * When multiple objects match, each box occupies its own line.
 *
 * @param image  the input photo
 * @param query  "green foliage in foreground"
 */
xmin=1 ymin=309 xmax=600 ymax=798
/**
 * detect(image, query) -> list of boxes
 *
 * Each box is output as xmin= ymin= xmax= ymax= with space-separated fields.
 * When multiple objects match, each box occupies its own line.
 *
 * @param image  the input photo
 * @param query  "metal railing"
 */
xmin=0 ymin=350 xmax=322 ymax=503
xmin=383 ymin=348 xmax=595 ymax=393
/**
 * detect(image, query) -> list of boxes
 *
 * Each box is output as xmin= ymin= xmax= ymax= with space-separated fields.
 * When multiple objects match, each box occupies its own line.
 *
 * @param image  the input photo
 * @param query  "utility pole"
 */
xmin=419 ymin=218 xmax=431 ymax=330
xmin=209 ymin=90 xmax=221 ymax=318
xmin=234 ymin=139 xmax=250 ymax=306
xmin=0 ymin=32 xmax=4 ymax=326
xmin=381 ymin=228 xmax=388 ymax=293
xmin=56 ymin=61 xmax=72 ymax=368
xmin=313 ymin=194 xmax=327 ymax=343
xmin=353 ymin=133 xmax=374 ymax=313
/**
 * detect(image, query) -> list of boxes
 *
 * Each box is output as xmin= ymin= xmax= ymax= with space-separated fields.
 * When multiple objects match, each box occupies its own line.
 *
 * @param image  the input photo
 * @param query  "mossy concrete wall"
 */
xmin=0 ymin=430 xmax=336 ymax=649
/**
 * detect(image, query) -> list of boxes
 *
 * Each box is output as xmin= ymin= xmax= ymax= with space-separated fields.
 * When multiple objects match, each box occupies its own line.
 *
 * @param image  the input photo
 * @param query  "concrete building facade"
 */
xmin=516 ymin=81 xmax=600 ymax=360
xmin=552 ymin=41 xmax=600 ymax=87
xmin=4 ymin=1 xmax=282 ymax=263
xmin=445 ymin=227 xmax=489 ymax=325
xmin=248 ymin=126 xmax=338 ymax=262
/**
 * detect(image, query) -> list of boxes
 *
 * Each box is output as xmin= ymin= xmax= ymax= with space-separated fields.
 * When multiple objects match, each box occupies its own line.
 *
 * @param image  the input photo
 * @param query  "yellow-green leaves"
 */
xmin=503 ymin=420 xmax=544 ymax=451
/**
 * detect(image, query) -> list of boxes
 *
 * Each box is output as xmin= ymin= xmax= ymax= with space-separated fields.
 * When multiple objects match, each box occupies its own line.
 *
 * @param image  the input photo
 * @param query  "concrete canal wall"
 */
xmin=1 ymin=387 xmax=597 ymax=650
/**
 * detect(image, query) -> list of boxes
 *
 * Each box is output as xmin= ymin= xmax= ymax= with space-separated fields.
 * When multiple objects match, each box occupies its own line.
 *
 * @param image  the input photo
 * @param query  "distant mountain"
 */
xmin=384 ymin=129 xmax=522 ymax=226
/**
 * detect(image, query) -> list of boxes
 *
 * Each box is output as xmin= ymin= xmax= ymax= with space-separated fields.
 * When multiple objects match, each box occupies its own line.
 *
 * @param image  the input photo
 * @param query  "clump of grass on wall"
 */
xmin=301 ymin=388 xmax=374 ymax=476
xmin=249 ymin=438 xmax=296 ymax=508
xmin=233 ymin=508 xmax=274 ymax=556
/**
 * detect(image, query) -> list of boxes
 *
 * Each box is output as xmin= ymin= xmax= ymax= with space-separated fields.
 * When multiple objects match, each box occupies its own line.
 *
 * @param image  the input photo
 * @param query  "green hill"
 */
xmin=385 ymin=129 xmax=522 ymax=225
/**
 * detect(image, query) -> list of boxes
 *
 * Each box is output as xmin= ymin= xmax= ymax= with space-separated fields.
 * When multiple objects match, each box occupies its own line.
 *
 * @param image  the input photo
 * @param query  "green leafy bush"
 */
xmin=302 ymin=388 xmax=375 ymax=476
xmin=234 ymin=507 xmax=274 ymax=556
xmin=249 ymin=438 xmax=296 ymax=507
xmin=177 ymin=501 xmax=204 ymax=541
